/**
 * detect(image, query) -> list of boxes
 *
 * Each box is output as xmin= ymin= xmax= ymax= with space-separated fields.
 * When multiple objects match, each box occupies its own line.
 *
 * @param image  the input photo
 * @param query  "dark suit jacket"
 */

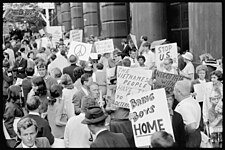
xmin=72 ymin=88 xmax=87 ymax=115
xmin=25 ymin=114 xmax=55 ymax=145
xmin=172 ymin=111 xmax=186 ymax=148
xmin=121 ymin=44 xmax=131 ymax=59
xmin=63 ymin=64 xmax=78 ymax=83
xmin=13 ymin=58 xmax=27 ymax=79
xmin=22 ymin=76 xmax=32 ymax=102
xmin=16 ymin=137 xmax=50 ymax=148
xmin=91 ymin=130 xmax=130 ymax=148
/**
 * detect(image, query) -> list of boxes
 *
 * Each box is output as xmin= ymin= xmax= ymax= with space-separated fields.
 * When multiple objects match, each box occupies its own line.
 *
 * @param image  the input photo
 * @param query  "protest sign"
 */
xmin=106 ymin=67 xmax=116 ymax=84
xmin=68 ymin=41 xmax=92 ymax=61
xmin=46 ymin=26 xmax=63 ymax=44
xmin=150 ymin=39 xmax=166 ymax=49
xmin=47 ymin=54 xmax=70 ymax=73
xmin=194 ymin=82 xmax=213 ymax=102
xmin=155 ymin=43 xmax=178 ymax=69
xmin=70 ymin=29 xmax=83 ymax=42
xmin=128 ymin=88 xmax=174 ymax=147
xmin=114 ymin=66 xmax=152 ymax=108
xmin=130 ymin=33 xmax=138 ymax=49
xmin=95 ymin=39 xmax=114 ymax=54
xmin=40 ymin=37 xmax=49 ymax=48
xmin=154 ymin=70 xmax=184 ymax=93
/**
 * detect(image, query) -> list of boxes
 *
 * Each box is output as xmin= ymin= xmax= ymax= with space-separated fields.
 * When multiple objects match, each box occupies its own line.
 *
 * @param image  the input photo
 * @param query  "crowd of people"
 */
xmin=2 ymin=26 xmax=223 ymax=148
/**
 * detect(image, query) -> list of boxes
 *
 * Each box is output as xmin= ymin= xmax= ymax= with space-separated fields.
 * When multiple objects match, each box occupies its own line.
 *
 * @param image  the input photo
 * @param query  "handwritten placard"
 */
xmin=46 ymin=26 xmax=63 ymax=44
xmin=154 ymin=70 xmax=184 ymax=93
xmin=128 ymin=88 xmax=174 ymax=147
xmin=114 ymin=66 xmax=152 ymax=108
xmin=194 ymin=82 xmax=213 ymax=102
xmin=155 ymin=43 xmax=178 ymax=69
xmin=70 ymin=29 xmax=83 ymax=42
xmin=95 ymin=39 xmax=114 ymax=54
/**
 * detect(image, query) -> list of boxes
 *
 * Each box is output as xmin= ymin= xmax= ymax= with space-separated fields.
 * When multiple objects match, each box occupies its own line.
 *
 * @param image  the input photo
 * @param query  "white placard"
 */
xmin=47 ymin=54 xmax=70 ymax=73
xmin=39 ymin=29 xmax=45 ymax=36
xmin=90 ymin=53 xmax=98 ymax=59
xmin=95 ymin=39 xmax=114 ymax=54
xmin=155 ymin=43 xmax=178 ymax=69
xmin=130 ymin=33 xmax=138 ymax=49
xmin=114 ymin=66 xmax=152 ymax=108
xmin=194 ymin=82 xmax=213 ymax=102
xmin=68 ymin=41 xmax=92 ymax=61
xmin=128 ymin=88 xmax=174 ymax=147
xmin=70 ymin=30 xmax=83 ymax=42
xmin=46 ymin=26 xmax=63 ymax=44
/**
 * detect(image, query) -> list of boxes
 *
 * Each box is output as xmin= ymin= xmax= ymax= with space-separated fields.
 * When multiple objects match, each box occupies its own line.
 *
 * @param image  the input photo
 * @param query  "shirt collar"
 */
xmin=95 ymin=128 xmax=108 ymax=138
xmin=22 ymin=141 xmax=37 ymax=148
xmin=177 ymin=96 xmax=192 ymax=107
xmin=29 ymin=111 xmax=40 ymax=116
xmin=198 ymin=78 xmax=206 ymax=83
xmin=81 ymin=86 xmax=89 ymax=96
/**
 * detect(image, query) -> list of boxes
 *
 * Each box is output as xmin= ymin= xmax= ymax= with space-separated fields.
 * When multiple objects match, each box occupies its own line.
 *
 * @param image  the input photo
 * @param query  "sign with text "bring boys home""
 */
xmin=128 ymin=88 xmax=174 ymax=147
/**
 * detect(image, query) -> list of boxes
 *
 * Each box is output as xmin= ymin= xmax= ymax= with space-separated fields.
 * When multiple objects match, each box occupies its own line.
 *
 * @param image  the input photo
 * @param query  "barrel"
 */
xmin=61 ymin=3 xmax=71 ymax=32
xmin=83 ymin=3 xmax=100 ymax=37
xmin=70 ymin=3 xmax=83 ymax=30
xmin=100 ymin=2 xmax=129 ymax=51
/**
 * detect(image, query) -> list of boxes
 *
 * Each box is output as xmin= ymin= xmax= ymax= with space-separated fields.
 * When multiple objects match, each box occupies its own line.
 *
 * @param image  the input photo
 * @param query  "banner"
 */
xmin=128 ymin=88 xmax=174 ymax=147
xmin=115 ymin=66 xmax=152 ymax=108
xmin=194 ymin=82 xmax=213 ymax=102
xmin=70 ymin=29 xmax=83 ymax=42
xmin=95 ymin=39 xmax=114 ymax=54
xmin=130 ymin=33 xmax=138 ymax=49
xmin=68 ymin=41 xmax=92 ymax=61
xmin=47 ymin=54 xmax=70 ymax=73
xmin=46 ymin=26 xmax=63 ymax=44
xmin=154 ymin=70 xmax=184 ymax=93
xmin=155 ymin=43 xmax=178 ymax=69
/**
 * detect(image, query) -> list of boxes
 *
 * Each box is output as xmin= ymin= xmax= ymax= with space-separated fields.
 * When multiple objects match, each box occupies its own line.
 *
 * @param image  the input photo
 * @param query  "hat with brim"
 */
xmin=182 ymin=52 xmax=193 ymax=61
xmin=81 ymin=106 xmax=107 ymax=125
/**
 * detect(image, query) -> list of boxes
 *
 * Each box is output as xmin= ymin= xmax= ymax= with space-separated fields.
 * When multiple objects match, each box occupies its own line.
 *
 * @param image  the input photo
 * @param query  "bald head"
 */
xmin=173 ymin=79 xmax=191 ymax=101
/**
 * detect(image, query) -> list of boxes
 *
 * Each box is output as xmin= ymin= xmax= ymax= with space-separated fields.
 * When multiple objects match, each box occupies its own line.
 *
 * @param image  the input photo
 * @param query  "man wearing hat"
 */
xmin=63 ymin=55 xmax=79 ymax=83
xmin=180 ymin=52 xmax=195 ymax=81
xmin=82 ymin=106 xmax=130 ymax=148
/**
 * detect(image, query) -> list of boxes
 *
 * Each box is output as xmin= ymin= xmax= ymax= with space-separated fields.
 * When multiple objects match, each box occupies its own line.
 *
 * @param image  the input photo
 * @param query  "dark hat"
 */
xmin=81 ymin=106 xmax=107 ymax=125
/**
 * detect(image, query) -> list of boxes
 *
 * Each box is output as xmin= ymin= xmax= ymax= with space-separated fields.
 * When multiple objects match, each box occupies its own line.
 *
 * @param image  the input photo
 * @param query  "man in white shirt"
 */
xmin=4 ymin=41 xmax=15 ymax=68
xmin=138 ymin=35 xmax=148 ymax=55
xmin=173 ymin=80 xmax=201 ymax=147
xmin=124 ymin=48 xmax=139 ymax=68
xmin=141 ymin=42 xmax=156 ymax=70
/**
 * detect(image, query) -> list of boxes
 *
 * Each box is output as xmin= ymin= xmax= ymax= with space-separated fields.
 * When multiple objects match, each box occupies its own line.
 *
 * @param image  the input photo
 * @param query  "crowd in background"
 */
xmin=2 ymin=26 xmax=223 ymax=148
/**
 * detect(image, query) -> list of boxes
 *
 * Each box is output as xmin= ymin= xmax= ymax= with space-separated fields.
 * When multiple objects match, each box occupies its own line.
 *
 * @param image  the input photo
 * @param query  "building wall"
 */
xmin=188 ymin=3 xmax=222 ymax=62
xmin=70 ymin=2 xmax=83 ymax=30
xmin=130 ymin=3 xmax=167 ymax=47
xmin=61 ymin=3 xmax=71 ymax=32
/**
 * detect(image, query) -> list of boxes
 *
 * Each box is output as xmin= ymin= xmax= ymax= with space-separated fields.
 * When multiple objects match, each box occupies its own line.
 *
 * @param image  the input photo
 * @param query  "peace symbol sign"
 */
xmin=74 ymin=44 xmax=86 ymax=56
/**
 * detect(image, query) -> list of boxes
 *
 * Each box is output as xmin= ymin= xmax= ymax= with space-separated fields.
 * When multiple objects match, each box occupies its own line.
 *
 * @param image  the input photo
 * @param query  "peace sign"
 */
xmin=74 ymin=44 xmax=86 ymax=56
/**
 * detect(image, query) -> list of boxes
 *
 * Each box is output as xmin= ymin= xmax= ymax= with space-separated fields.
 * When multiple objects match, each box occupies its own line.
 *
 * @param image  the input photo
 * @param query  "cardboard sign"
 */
xmin=128 ymin=88 xmax=174 ymax=147
xmin=95 ymin=39 xmax=114 ymax=54
xmin=46 ymin=26 xmax=63 ymax=44
xmin=150 ymin=39 xmax=166 ymax=49
xmin=130 ymin=33 xmax=138 ymax=49
xmin=70 ymin=30 xmax=83 ymax=42
xmin=115 ymin=66 xmax=152 ymax=108
xmin=155 ymin=43 xmax=178 ymax=69
xmin=47 ymin=54 xmax=70 ymax=73
xmin=194 ymin=82 xmax=213 ymax=102
xmin=154 ymin=70 xmax=184 ymax=93
xmin=68 ymin=41 xmax=92 ymax=61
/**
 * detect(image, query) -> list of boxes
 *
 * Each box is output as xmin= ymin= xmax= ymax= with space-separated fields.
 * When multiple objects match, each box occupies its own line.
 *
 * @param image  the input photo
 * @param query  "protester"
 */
xmin=36 ymin=47 xmax=48 ymax=63
xmin=137 ymin=55 xmax=146 ymax=67
xmin=19 ymin=47 xmax=27 ymax=60
xmin=26 ymin=51 xmax=35 ymax=69
xmin=121 ymin=38 xmax=131 ymax=58
xmin=22 ymin=67 xmax=34 ymax=106
xmin=72 ymin=73 xmax=92 ymax=115
xmin=151 ymin=131 xmax=175 ymax=148
xmin=60 ymin=74 xmax=77 ymax=119
xmin=3 ymin=85 xmax=24 ymax=138
xmin=124 ymin=48 xmax=139 ymax=68
xmin=62 ymin=55 xmax=79 ymax=83
xmin=73 ymin=66 xmax=85 ymax=90
xmin=177 ymin=46 xmax=186 ymax=71
xmin=4 ymin=41 xmax=16 ymax=67
xmin=82 ymin=106 xmax=130 ymax=147
xmin=179 ymin=52 xmax=195 ymax=80
xmin=141 ymin=42 xmax=156 ymax=70
xmin=203 ymin=70 xmax=223 ymax=148
xmin=16 ymin=117 xmax=51 ymax=148
xmin=173 ymin=80 xmax=201 ymax=147
xmin=159 ymin=57 xmax=178 ymax=74
xmin=138 ymin=35 xmax=148 ymax=55
xmin=47 ymin=84 xmax=66 ymax=139
xmin=49 ymin=67 xmax=62 ymax=84
xmin=25 ymin=96 xmax=55 ymax=145
xmin=13 ymin=51 xmax=27 ymax=80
